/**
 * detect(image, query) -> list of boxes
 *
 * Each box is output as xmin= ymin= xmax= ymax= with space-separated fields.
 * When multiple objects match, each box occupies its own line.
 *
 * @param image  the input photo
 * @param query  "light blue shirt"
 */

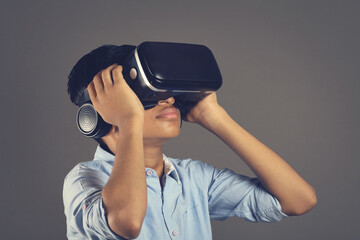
xmin=63 ymin=146 xmax=287 ymax=240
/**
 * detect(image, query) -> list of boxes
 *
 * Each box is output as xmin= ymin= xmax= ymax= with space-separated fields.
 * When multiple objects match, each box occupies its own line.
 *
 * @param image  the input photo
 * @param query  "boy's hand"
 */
xmin=87 ymin=64 xmax=144 ymax=128
xmin=183 ymin=92 xmax=225 ymax=128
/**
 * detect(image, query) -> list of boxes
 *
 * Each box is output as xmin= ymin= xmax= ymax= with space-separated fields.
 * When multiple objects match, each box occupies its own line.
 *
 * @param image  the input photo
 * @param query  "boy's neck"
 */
xmin=101 ymin=126 xmax=165 ymax=179
xmin=143 ymin=145 xmax=164 ymax=179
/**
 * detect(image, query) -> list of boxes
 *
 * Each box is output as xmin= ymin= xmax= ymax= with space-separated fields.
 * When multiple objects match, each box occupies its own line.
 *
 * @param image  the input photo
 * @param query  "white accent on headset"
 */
xmin=172 ymin=90 xmax=214 ymax=93
xmin=172 ymin=90 xmax=201 ymax=93
xmin=134 ymin=48 xmax=166 ymax=92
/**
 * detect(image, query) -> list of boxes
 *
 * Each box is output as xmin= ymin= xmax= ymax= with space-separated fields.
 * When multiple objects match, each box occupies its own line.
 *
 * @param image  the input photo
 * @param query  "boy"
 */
xmin=63 ymin=44 xmax=317 ymax=239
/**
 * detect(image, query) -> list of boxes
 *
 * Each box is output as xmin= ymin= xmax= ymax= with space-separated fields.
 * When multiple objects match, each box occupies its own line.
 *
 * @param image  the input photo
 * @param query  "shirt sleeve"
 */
xmin=200 ymin=163 xmax=288 ymax=222
xmin=63 ymin=163 xmax=126 ymax=239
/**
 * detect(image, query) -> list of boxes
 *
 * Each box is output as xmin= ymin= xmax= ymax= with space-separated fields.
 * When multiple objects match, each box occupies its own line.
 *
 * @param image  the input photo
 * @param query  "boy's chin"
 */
xmin=143 ymin=131 xmax=180 ymax=144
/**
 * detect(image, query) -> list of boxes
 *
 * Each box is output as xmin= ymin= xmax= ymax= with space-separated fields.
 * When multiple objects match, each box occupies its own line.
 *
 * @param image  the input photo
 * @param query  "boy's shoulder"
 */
xmin=168 ymin=156 xmax=217 ymax=172
xmin=64 ymin=158 xmax=114 ymax=183
xmin=166 ymin=156 xmax=219 ymax=186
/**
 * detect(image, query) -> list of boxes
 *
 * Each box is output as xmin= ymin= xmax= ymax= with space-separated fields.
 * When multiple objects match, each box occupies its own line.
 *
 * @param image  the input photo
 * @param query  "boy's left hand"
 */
xmin=183 ymin=92 xmax=224 ymax=127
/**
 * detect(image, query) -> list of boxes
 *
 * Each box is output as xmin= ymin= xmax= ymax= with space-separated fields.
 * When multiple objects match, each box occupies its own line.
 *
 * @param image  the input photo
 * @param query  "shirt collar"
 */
xmin=94 ymin=145 xmax=180 ymax=184
xmin=94 ymin=145 xmax=115 ymax=161
xmin=163 ymin=154 xmax=180 ymax=184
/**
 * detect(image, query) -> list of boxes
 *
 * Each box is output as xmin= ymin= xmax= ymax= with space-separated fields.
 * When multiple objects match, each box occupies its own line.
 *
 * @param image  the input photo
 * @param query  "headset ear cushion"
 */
xmin=76 ymin=103 xmax=112 ymax=138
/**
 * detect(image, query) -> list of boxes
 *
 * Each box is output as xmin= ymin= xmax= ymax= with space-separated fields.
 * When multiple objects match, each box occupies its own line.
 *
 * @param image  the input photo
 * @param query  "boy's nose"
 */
xmin=158 ymin=97 xmax=175 ymax=105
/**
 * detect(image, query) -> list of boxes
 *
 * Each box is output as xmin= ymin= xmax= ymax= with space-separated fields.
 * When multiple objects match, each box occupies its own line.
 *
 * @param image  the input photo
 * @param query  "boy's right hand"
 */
xmin=87 ymin=64 xmax=144 ymax=128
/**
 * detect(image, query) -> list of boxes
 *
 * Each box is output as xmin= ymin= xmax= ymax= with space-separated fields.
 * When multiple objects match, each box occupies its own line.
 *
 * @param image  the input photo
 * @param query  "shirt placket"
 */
xmin=162 ymin=176 xmax=182 ymax=239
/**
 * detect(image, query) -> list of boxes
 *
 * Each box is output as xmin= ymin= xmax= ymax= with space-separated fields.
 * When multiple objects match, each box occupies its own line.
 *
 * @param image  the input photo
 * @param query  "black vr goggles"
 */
xmin=77 ymin=41 xmax=223 ymax=138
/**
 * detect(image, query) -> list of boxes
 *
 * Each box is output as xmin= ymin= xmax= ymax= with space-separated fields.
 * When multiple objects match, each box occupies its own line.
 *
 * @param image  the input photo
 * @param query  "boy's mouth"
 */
xmin=156 ymin=107 xmax=179 ymax=119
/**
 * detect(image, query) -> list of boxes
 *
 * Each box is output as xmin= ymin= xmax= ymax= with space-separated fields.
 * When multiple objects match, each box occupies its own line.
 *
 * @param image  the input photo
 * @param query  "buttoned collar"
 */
xmin=94 ymin=145 xmax=115 ymax=161
xmin=93 ymin=145 xmax=180 ymax=184
xmin=163 ymin=155 xmax=180 ymax=184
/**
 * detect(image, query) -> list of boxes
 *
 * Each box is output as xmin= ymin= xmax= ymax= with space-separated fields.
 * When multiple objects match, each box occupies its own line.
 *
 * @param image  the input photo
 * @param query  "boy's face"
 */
xmin=142 ymin=97 xmax=181 ymax=145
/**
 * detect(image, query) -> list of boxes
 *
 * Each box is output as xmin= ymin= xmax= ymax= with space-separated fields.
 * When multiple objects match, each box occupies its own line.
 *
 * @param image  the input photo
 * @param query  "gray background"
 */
xmin=1 ymin=0 xmax=359 ymax=239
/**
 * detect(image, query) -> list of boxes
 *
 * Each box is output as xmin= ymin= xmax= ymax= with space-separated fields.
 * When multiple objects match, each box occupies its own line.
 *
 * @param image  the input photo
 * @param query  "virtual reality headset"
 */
xmin=77 ymin=41 xmax=223 ymax=138
xmin=122 ymin=41 xmax=222 ymax=111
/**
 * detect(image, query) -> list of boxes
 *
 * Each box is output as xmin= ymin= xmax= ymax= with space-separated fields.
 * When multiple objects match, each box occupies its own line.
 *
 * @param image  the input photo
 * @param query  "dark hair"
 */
xmin=67 ymin=44 xmax=136 ymax=151
xmin=67 ymin=44 xmax=136 ymax=106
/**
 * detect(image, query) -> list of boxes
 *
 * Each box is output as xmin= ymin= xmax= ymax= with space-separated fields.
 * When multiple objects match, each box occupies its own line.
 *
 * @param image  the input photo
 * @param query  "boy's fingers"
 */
xmin=102 ymin=64 xmax=118 ymax=88
xmin=87 ymin=82 xmax=96 ymax=101
xmin=112 ymin=65 xmax=124 ymax=85
xmin=93 ymin=72 xmax=104 ymax=93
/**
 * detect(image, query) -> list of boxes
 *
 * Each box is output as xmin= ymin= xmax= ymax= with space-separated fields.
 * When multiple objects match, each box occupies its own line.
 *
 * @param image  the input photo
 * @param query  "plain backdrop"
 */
xmin=1 ymin=0 xmax=359 ymax=239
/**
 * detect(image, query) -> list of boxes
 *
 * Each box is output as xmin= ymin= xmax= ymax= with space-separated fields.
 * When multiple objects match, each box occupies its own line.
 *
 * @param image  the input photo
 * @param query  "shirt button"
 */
xmin=146 ymin=169 xmax=153 ymax=176
xmin=172 ymin=230 xmax=178 ymax=237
